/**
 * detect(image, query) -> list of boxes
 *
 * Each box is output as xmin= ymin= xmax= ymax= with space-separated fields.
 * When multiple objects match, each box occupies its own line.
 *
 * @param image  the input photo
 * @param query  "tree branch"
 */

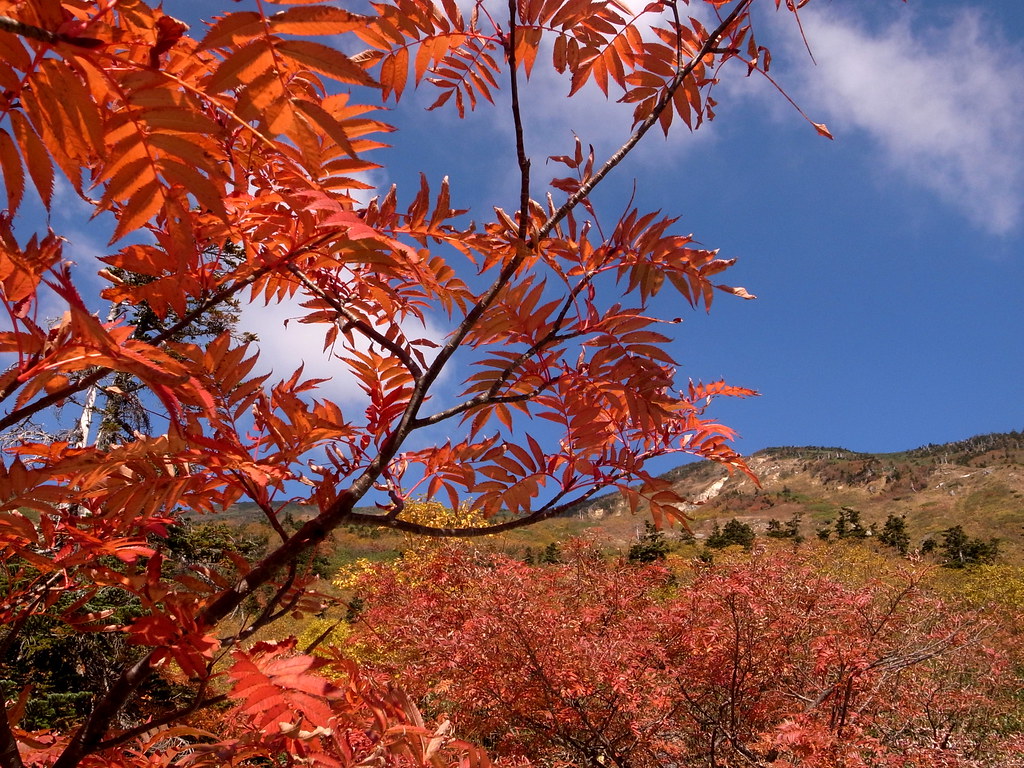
xmin=94 ymin=694 xmax=228 ymax=752
xmin=20 ymin=8 xmax=756 ymax=766
xmin=233 ymin=562 xmax=301 ymax=644
xmin=536 ymin=0 xmax=752 ymax=241
xmin=342 ymin=480 xmax=613 ymax=538
xmin=0 ymin=232 xmax=336 ymax=433
xmin=412 ymin=375 xmax=563 ymax=428
xmin=51 ymin=650 xmax=158 ymax=768
xmin=0 ymin=15 xmax=57 ymax=44
xmin=413 ymin=260 xmax=595 ymax=428
xmin=0 ymin=696 xmax=26 ymax=768
xmin=286 ymin=264 xmax=423 ymax=380
xmin=506 ymin=0 xmax=532 ymax=241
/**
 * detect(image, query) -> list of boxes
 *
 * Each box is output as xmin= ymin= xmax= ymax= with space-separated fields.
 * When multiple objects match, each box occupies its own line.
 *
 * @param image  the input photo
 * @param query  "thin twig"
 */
xmin=536 ymin=0 xmax=753 ymax=241
xmin=0 ymin=233 xmax=334 ymax=433
xmin=413 ymin=250 xmax=597 ymax=428
xmin=506 ymin=0 xmax=532 ymax=241
xmin=286 ymin=264 xmax=423 ymax=380
xmin=413 ymin=375 xmax=564 ymax=428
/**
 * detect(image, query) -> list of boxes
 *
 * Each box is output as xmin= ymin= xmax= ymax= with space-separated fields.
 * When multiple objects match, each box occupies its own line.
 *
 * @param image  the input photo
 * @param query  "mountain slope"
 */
xmin=573 ymin=432 xmax=1024 ymax=556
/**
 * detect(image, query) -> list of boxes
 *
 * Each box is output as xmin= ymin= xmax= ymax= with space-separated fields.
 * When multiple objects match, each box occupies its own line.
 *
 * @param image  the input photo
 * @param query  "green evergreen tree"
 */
xmin=783 ymin=513 xmax=804 ymax=543
xmin=628 ymin=522 xmax=670 ymax=563
xmin=0 ymin=521 xmax=266 ymax=731
xmin=539 ymin=541 xmax=562 ymax=564
xmin=706 ymin=519 xmax=755 ymax=550
xmin=75 ymin=244 xmax=251 ymax=450
xmin=878 ymin=514 xmax=910 ymax=555
xmin=766 ymin=513 xmax=802 ymax=543
xmin=834 ymin=507 xmax=867 ymax=540
xmin=938 ymin=526 xmax=999 ymax=568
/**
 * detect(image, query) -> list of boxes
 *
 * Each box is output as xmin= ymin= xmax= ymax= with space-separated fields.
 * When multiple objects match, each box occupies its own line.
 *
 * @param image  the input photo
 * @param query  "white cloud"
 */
xmin=346 ymin=167 xmax=389 ymax=208
xmin=62 ymin=230 xmax=108 ymax=275
xmin=782 ymin=6 xmax=1024 ymax=235
xmin=239 ymin=290 xmax=448 ymax=404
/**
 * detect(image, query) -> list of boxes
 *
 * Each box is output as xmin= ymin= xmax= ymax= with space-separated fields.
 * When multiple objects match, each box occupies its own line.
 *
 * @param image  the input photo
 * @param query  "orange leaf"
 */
xmin=9 ymin=111 xmax=52 ymax=209
xmin=292 ymin=98 xmax=357 ymax=158
xmin=110 ymin=180 xmax=164 ymax=243
xmin=274 ymin=39 xmax=378 ymax=87
xmin=0 ymin=231 xmax=61 ymax=304
xmin=148 ymin=133 xmax=217 ymax=169
xmin=37 ymin=58 xmax=105 ymax=162
xmin=0 ymin=31 xmax=31 ymax=74
xmin=0 ymin=128 xmax=24 ymax=213
xmin=208 ymin=39 xmax=275 ymax=93
xmin=143 ymin=107 xmax=221 ymax=135
xmin=380 ymin=47 xmax=409 ymax=102
xmin=159 ymin=159 xmax=227 ymax=218
xmin=198 ymin=11 xmax=264 ymax=50
xmin=98 ymin=157 xmax=155 ymax=210
xmin=269 ymin=6 xmax=367 ymax=36
xmin=42 ymin=374 xmax=70 ymax=395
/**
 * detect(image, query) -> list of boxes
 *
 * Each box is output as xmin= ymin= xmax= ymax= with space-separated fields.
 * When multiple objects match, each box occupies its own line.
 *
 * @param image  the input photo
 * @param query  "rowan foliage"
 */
xmin=0 ymin=0 xmax=888 ymax=764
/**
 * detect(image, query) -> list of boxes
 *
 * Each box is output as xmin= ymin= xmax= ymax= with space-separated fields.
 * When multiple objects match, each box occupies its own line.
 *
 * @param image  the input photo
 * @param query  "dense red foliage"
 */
xmin=347 ymin=544 xmax=1023 ymax=767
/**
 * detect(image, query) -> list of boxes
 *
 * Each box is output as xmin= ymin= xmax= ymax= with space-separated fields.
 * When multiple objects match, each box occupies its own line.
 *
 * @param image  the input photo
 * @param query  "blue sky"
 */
xmin=383 ymin=0 xmax=1024 ymax=458
xmin=662 ymin=0 xmax=1024 ymax=455
xmin=18 ymin=0 xmax=1024 ymax=467
xmin=246 ymin=0 xmax=1024 ymax=458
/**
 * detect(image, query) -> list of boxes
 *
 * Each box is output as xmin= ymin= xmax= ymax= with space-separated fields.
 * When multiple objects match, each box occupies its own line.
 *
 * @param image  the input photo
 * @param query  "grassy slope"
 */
xmin=217 ymin=431 xmax=1024 ymax=564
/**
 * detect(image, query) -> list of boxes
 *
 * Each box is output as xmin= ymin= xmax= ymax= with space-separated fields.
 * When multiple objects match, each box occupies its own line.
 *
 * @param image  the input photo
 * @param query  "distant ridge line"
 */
xmin=753 ymin=430 xmax=1024 ymax=462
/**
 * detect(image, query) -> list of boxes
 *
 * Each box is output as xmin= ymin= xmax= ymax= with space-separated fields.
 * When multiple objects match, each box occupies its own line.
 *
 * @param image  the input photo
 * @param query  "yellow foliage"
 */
xmin=396 ymin=500 xmax=489 ymax=530
xmin=935 ymin=564 xmax=1024 ymax=616
xmin=296 ymin=617 xmax=353 ymax=657
xmin=294 ymin=616 xmax=399 ymax=666
xmin=332 ymin=557 xmax=381 ymax=591
xmin=332 ymin=549 xmax=432 ymax=591
xmin=798 ymin=540 xmax=922 ymax=589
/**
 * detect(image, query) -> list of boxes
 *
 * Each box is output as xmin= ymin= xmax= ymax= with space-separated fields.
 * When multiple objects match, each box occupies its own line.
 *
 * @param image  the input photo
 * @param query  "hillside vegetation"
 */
xmin=221 ymin=432 xmax=1024 ymax=565
xmin=567 ymin=431 xmax=1024 ymax=558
